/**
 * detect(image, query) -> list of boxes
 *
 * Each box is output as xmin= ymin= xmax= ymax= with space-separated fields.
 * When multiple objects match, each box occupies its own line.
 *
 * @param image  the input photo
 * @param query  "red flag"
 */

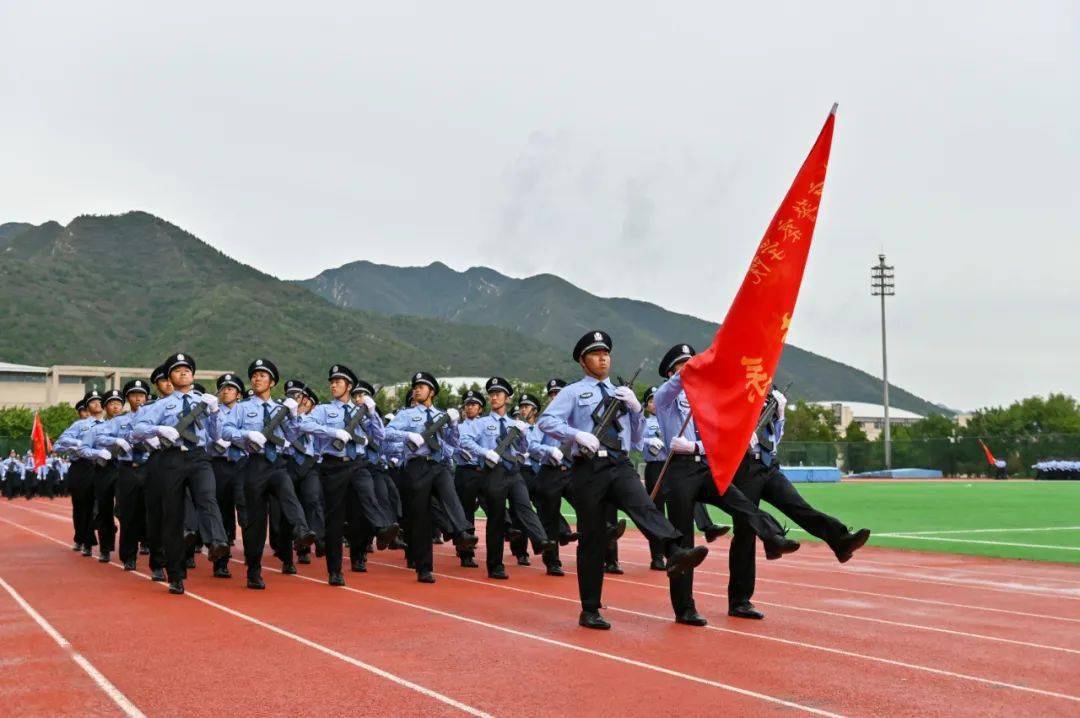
xmin=682 ymin=106 xmax=837 ymax=493
xmin=978 ymin=439 xmax=996 ymax=466
xmin=31 ymin=411 xmax=48 ymax=470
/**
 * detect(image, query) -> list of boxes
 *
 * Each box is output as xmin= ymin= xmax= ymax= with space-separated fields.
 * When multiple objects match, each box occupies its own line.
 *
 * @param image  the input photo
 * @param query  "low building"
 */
xmin=815 ymin=401 xmax=924 ymax=441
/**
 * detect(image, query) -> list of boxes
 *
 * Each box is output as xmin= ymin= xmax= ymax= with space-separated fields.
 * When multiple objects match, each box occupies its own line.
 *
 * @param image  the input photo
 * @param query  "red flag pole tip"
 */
xmin=830 ymin=102 xmax=839 ymax=116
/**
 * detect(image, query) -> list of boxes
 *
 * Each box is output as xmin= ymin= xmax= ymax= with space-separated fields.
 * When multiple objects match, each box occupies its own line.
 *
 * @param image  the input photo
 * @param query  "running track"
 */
xmin=1 ymin=498 xmax=1077 ymax=717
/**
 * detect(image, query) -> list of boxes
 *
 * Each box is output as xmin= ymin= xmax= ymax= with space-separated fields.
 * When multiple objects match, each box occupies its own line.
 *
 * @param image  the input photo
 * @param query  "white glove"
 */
xmin=145 ymin=436 xmax=161 ymax=450
xmin=446 ymin=407 xmax=460 ymax=424
xmin=646 ymin=437 xmax=664 ymax=454
xmin=280 ymin=439 xmax=291 ymax=451
xmin=614 ymin=386 xmax=642 ymax=413
xmin=671 ymin=436 xmax=697 ymax=454
xmin=361 ymin=395 xmax=376 ymax=413
xmin=513 ymin=419 xmax=530 ymax=433
xmin=214 ymin=438 xmax=230 ymax=452
xmin=574 ymin=431 xmax=600 ymax=453
xmin=246 ymin=431 xmax=267 ymax=448
xmin=333 ymin=429 xmax=352 ymax=444
xmin=484 ymin=449 xmax=501 ymax=465
xmin=113 ymin=438 xmax=132 ymax=454
xmin=156 ymin=425 xmax=180 ymax=442
xmin=282 ymin=397 xmax=299 ymax=416
xmin=771 ymin=389 xmax=787 ymax=418
xmin=200 ymin=393 xmax=220 ymax=413
xmin=406 ymin=432 xmax=424 ymax=449
xmin=548 ymin=447 xmax=564 ymax=464
xmin=95 ymin=449 xmax=112 ymax=460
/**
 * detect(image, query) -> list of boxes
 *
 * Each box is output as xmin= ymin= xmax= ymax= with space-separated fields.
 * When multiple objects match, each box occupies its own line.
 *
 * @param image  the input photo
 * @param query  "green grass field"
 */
xmin=693 ymin=480 xmax=1080 ymax=564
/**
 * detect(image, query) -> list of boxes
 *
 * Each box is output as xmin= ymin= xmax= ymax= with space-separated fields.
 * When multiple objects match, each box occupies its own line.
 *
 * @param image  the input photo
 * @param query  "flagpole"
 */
xmin=648 ymin=413 xmax=691 ymax=501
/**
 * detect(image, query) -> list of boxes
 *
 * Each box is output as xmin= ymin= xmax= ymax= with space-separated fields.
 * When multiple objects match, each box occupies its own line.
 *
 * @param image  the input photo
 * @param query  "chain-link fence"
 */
xmin=779 ymin=434 xmax=1080 ymax=476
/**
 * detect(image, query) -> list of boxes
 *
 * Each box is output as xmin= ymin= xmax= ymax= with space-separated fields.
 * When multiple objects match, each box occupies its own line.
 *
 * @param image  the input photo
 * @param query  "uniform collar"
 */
xmin=581 ymin=374 xmax=613 ymax=390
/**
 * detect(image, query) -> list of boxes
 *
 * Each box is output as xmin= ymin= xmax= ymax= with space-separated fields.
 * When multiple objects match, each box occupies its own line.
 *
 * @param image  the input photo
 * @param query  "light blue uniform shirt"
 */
xmin=90 ymin=412 xmax=150 ymax=463
xmin=536 ymin=375 xmax=644 ymax=457
xmin=640 ymin=414 xmax=668 ymax=462
xmin=294 ymin=398 xmax=385 ymax=460
xmin=458 ymin=412 xmax=529 ymax=469
xmin=653 ymin=374 xmax=705 ymax=455
xmin=384 ymin=404 xmax=459 ymax=464
xmin=132 ymin=390 xmax=222 ymax=447
xmin=1 ymin=457 xmax=24 ymax=479
xmin=56 ymin=416 xmax=103 ymax=456
xmin=219 ymin=396 xmax=289 ymax=457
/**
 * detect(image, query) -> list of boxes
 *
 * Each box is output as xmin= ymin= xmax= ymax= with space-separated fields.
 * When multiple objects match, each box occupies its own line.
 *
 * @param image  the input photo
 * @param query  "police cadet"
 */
xmin=385 ymin=372 xmax=478 ymax=583
xmin=140 ymin=364 xmax=173 ymax=581
xmin=727 ymin=384 xmax=871 ymax=619
xmin=22 ymin=452 xmax=36 ymax=499
xmin=206 ymin=372 xmax=247 ymax=577
xmin=2 ymin=450 xmax=23 ymax=500
xmin=132 ymin=353 xmax=231 ymax=595
xmin=348 ymin=378 xmax=405 ymax=568
xmin=459 ymin=378 xmax=555 ymax=580
xmin=294 ymin=364 xmax=397 ymax=586
xmin=453 ymin=389 xmax=485 ymax=568
xmin=221 ymin=357 xmax=317 ymax=590
xmin=55 ymin=390 xmax=107 ymax=556
xmin=537 ymin=331 xmax=709 ymax=629
xmin=529 ymin=378 xmax=583 ymax=576
xmin=76 ymin=389 xmax=127 ymax=563
xmin=276 ymin=378 xmax=326 ymax=573
xmin=89 ymin=380 xmax=152 ymax=570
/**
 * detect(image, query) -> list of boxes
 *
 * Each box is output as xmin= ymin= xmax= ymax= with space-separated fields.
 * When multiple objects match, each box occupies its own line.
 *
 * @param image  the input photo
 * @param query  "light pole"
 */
xmin=871 ymin=254 xmax=895 ymax=470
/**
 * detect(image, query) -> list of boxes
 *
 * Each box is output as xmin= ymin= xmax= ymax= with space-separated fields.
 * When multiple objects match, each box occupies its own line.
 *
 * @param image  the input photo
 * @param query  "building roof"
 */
xmin=0 ymin=361 xmax=47 ymax=373
xmin=815 ymin=401 xmax=924 ymax=421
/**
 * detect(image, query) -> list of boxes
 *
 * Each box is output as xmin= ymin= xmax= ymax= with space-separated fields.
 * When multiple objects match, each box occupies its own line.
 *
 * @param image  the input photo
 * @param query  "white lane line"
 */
xmin=425 ymin=546 xmax=1080 ymax=655
xmin=0 ymin=575 xmax=146 ymax=718
xmin=17 ymin=502 xmax=1080 ymax=623
xmin=875 ymin=535 xmax=1080 ymax=551
xmin=0 ymin=515 xmax=492 ymax=718
xmin=875 ymin=526 xmax=1080 ymax=536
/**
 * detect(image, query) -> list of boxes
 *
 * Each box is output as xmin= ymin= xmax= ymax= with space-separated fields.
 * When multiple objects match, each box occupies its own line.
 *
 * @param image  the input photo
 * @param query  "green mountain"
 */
xmin=298 ymin=260 xmax=949 ymax=416
xmin=0 ymin=222 xmax=34 ymax=248
xmin=0 ymin=213 xmax=576 ymax=386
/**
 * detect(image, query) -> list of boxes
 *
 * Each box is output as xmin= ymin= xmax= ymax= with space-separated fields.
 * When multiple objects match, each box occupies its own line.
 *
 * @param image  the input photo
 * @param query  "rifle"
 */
xmin=332 ymin=404 xmax=372 ymax=452
xmin=485 ymin=424 xmax=525 ymax=468
xmin=161 ymin=400 xmax=209 ymax=449
xmin=256 ymin=403 xmax=290 ymax=450
xmin=582 ymin=360 xmax=646 ymax=457
xmin=753 ymin=381 xmax=793 ymax=454
xmin=418 ymin=410 xmax=451 ymax=452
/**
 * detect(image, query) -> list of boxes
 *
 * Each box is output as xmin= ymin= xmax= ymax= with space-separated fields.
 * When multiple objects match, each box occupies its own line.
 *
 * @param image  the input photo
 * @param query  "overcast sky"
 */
xmin=2 ymin=2 xmax=1077 ymax=410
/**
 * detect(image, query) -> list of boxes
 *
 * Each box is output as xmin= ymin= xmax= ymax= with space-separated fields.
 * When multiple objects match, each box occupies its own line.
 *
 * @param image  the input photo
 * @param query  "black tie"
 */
xmin=498 ymin=417 xmax=507 ymax=439
xmin=263 ymin=403 xmax=278 ymax=461
xmin=180 ymin=395 xmax=195 ymax=449
xmin=342 ymin=405 xmax=357 ymax=459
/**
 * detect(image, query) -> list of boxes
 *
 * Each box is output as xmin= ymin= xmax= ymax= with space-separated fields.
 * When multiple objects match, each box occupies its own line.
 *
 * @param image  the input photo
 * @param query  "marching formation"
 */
xmin=49 ymin=330 xmax=871 ymax=629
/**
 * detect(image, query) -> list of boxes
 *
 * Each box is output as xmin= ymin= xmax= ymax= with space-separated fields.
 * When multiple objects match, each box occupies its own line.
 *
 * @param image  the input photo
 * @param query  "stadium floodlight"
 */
xmin=871 ymin=254 xmax=895 ymax=469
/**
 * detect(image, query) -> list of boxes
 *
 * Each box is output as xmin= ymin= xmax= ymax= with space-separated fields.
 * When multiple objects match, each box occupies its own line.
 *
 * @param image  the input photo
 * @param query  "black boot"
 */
xmin=351 ymin=557 xmax=367 ymax=573
xmin=281 ymin=560 xmax=297 ymax=575
xmin=578 ymin=610 xmax=611 ymax=630
xmin=832 ymin=528 xmax=871 ymax=563
xmin=675 ymin=608 xmax=708 ymax=626
xmin=376 ymin=524 xmax=400 ymax=551
xmin=168 ymin=578 xmax=185 ymax=595
xmin=417 ymin=571 xmax=435 ymax=584
xmin=98 ymin=551 xmax=111 ymax=563
xmin=603 ymin=561 xmax=624 ymax=575
xmin=703 ymin=525 xmax=730 ymax=542
xmin=764 ymin=535 xmax=800 ymax=560
xmin=728 ymin=601 xmax=764 ymax=620
xmin=666 ymin=545 xmax=709 ymax=577
xmin=649 ymin=556 xmax=667 ymax=571
xmin=328 ymin=572 xmax=346 ymax=586
xmin=247 ymin=569 xmax=265 ymax=590
xmin=123 ymin=558 xmax=136 ymax=571
xmin=150 ymin=568 xmax=166 ymax=582
xmin=488 ymin=565 xmax=509 ymax=580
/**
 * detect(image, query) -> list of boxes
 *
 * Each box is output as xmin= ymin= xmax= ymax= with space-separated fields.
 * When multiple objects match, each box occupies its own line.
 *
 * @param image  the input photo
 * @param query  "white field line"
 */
xmin=875 ymin=526 xmax=1080 ymax=537
xmin=0 ymin=575 xmax=146 ymax=718
xmin=870 ymin=535 xmax=1080 ymax=551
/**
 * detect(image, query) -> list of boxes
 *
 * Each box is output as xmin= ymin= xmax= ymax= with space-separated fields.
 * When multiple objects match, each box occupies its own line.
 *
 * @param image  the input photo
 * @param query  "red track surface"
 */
xmin=1 ymin=498 xmax=1078 ymax=717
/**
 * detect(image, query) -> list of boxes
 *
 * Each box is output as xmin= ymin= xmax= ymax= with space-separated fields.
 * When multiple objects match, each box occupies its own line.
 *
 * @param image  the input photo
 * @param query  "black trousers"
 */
xmin=534 ymin=464 xmax=577 ymax=568
xmin=143 ymin=453 xmax=166 ymax=571
xmin=23 ymin=476 xmax=37 ymax=499
xmin=352 ymin=464 xmax=402 ymax=558
xmin=115 ymin=461 xmax=149 ymax=564
xmin=68 ymin=461 xmax=97 ymax=548
xmin=400 ymin=459 xmax=464 ymax=574
xmin=643 ymin=461 xmax=724 ymax=560
xmin=454 ymin=465 xmax=485 ymax=560
xmin=211 ymin=457 xmax=246 ymax=545
xmin=93 ymin=463 xmax=119 ymax=554
xmin=278 ymin=460 xmax=325 ymax=564
xmin=151 ymin=448 xmax=227 ymax=580
xmin=478 ymin=465 xmax=549 ymax=571
xmin=728 ymin=456 xmax=849 ymax=608
xmin=42 ymin=470 xmax=57 ymax=498
xmin=570 ymin=456 xmax=681 ymax=613
xmin=319 ymin=461 xmax=352 ymax=574
xmin=242 ymin=454 xmax=310 ymax=571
